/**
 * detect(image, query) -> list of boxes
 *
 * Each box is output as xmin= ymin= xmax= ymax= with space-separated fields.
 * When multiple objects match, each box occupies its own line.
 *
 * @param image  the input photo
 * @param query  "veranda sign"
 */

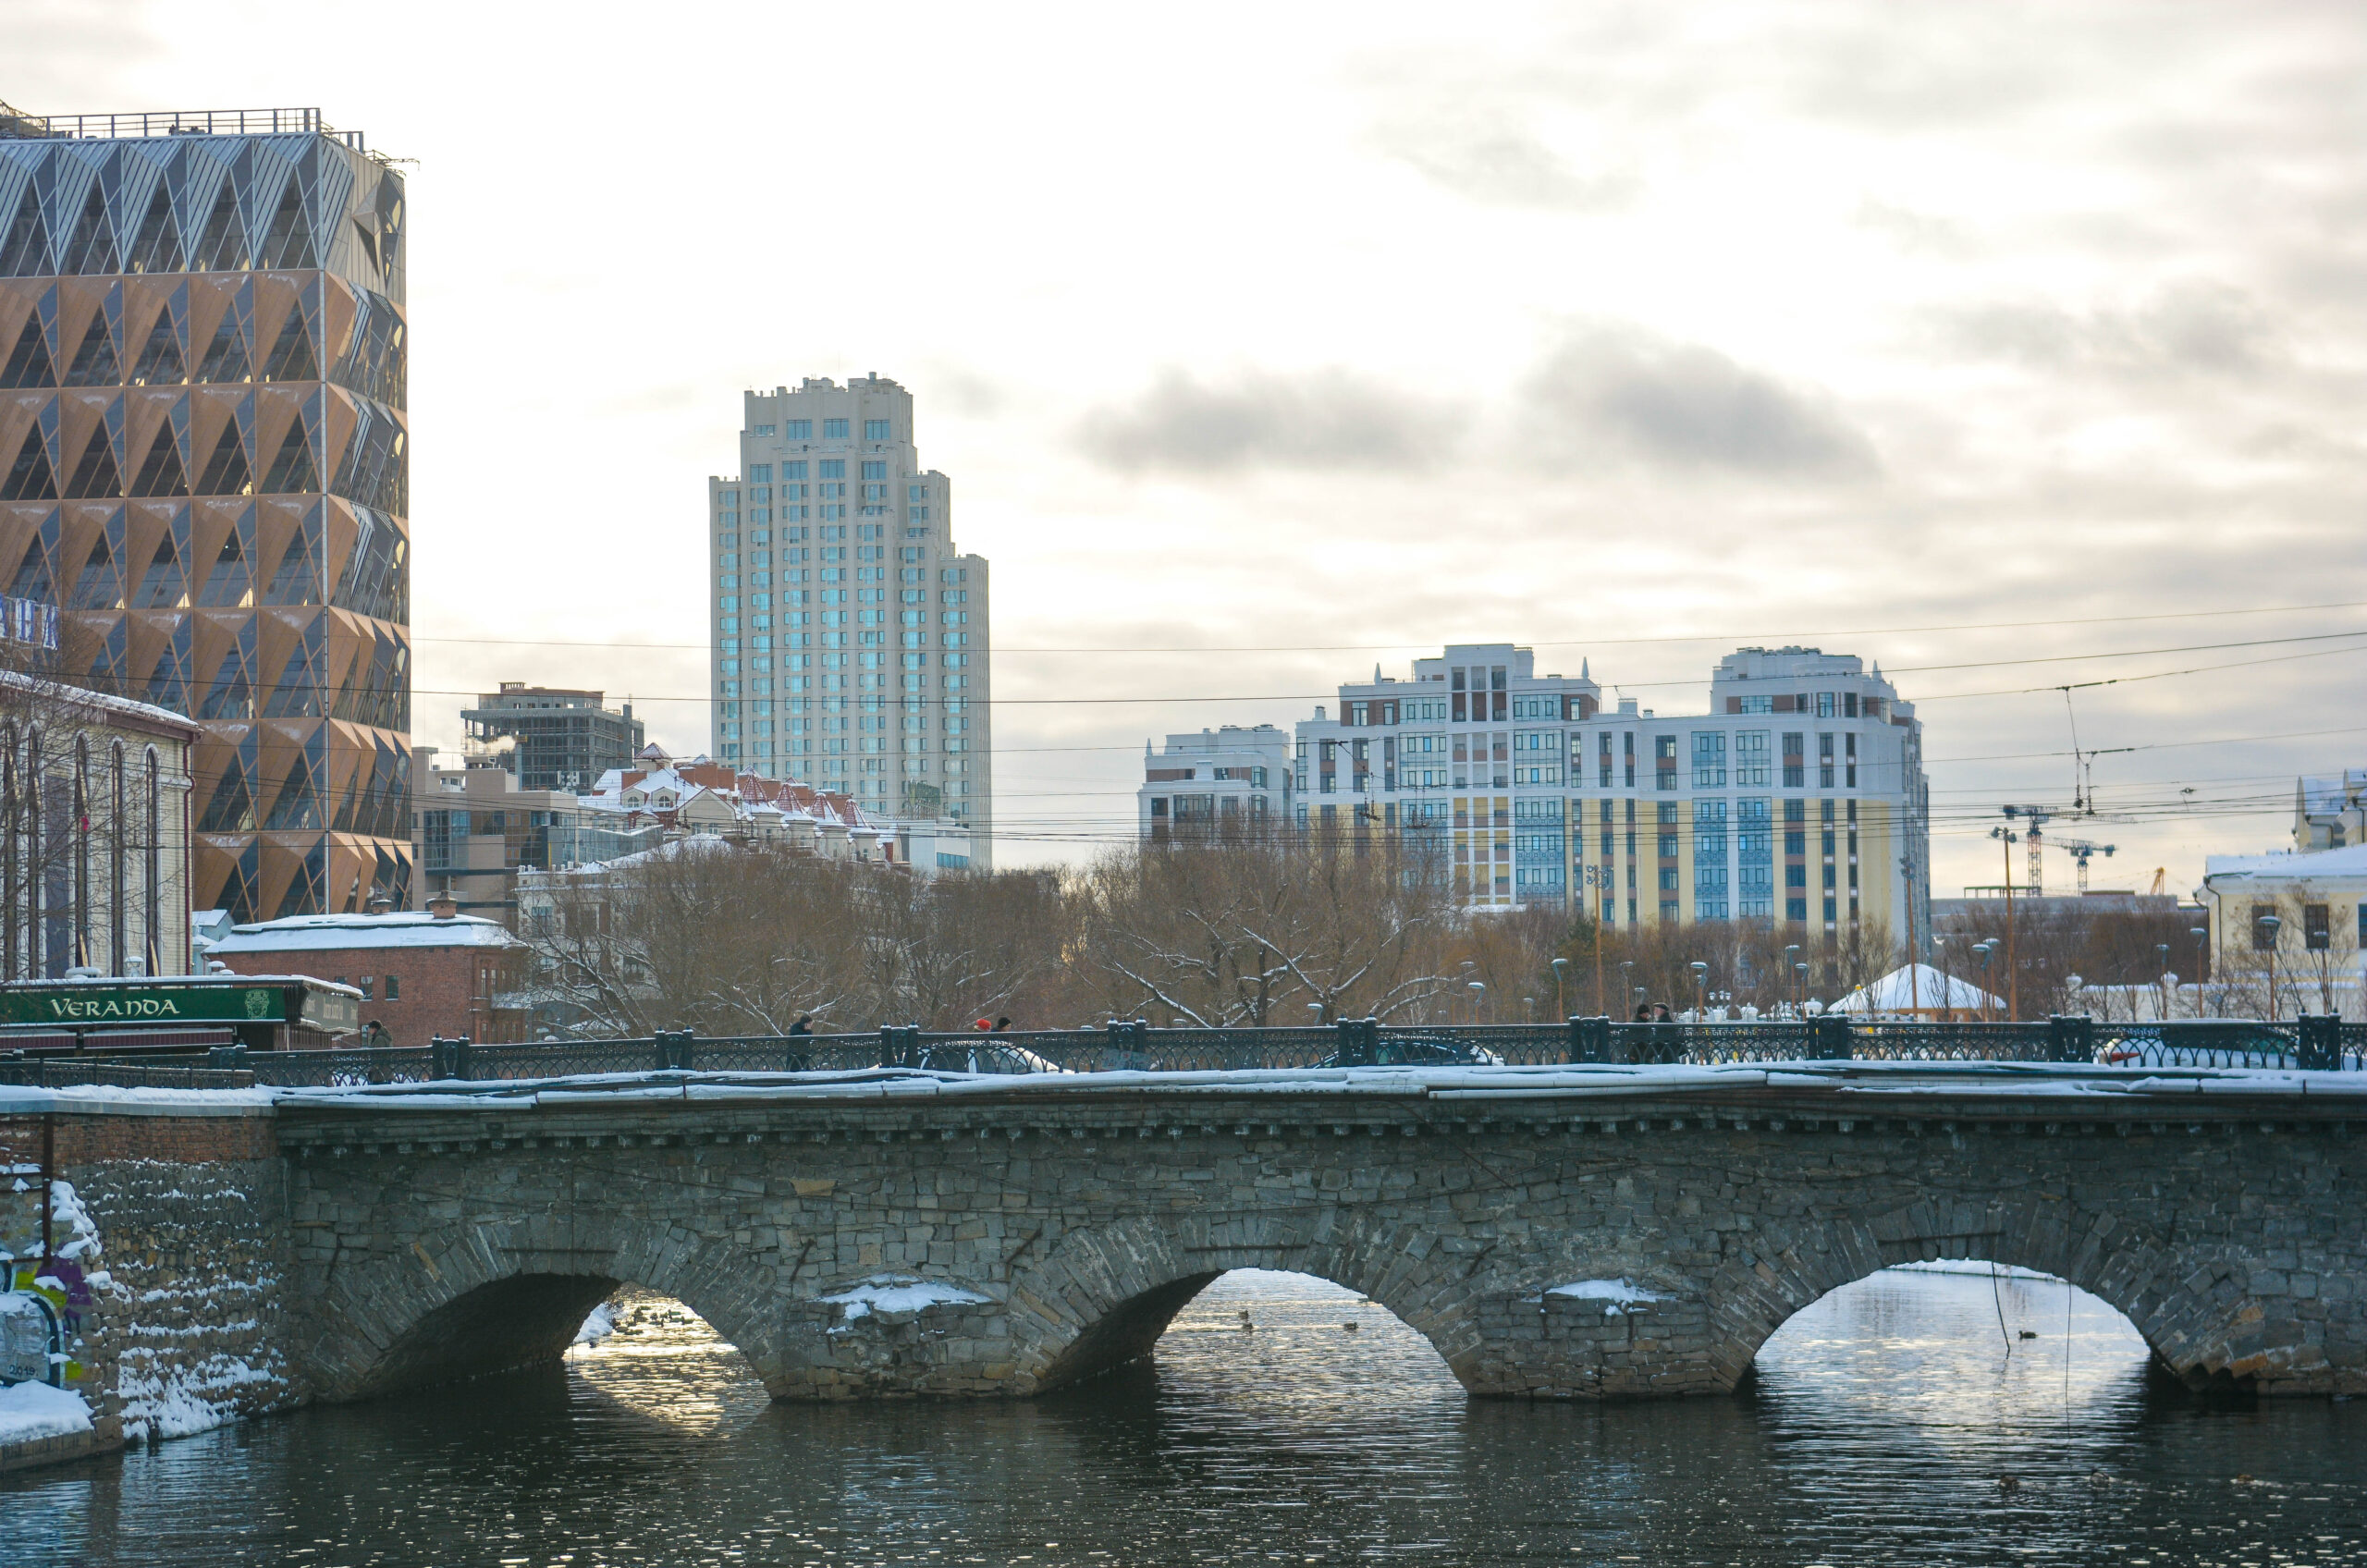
xmin=0 ymin=985 xmax=288 ymax=1025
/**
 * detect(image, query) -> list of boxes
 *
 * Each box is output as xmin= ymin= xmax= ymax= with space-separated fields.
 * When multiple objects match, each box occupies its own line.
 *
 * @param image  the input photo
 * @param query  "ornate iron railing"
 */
xmin=13 ymin=1013 xmax=2357 ymax=1091
xmin=0 ymin=1059 xmax=255 ymax=1090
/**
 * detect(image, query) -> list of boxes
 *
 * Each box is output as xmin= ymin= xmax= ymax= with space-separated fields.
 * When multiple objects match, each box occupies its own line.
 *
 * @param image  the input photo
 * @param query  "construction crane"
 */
xmin=2149 ymin=867 xmax=2167 ymax=897
xmin=2002 ymin=805 xmax=2054 ymax=896
xmin=2055 ymin=839 xmax=2116 ymax=894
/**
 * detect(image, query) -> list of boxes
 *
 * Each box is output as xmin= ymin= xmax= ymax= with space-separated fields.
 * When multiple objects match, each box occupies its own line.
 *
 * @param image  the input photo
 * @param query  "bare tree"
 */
xmin=1077 ymin=833 xmax=1458 ymax=1026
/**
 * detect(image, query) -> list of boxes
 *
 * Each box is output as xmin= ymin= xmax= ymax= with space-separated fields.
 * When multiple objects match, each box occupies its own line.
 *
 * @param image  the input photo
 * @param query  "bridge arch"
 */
xmin=1001 ymin=1218 xmax=1482 ymax=1393
xmin=1700 ymin=1197 xmax=2300 ymax=1394
xmin=299 ymin=1217 xmax=789 ymax=1402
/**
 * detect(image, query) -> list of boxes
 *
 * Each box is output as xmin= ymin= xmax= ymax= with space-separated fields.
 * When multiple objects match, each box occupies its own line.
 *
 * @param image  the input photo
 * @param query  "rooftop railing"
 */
xmin=0 ymin=106 xmax=372 ymax=154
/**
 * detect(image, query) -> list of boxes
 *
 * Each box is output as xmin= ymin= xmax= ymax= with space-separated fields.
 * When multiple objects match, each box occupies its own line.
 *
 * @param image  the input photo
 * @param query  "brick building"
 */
xmin=205 ymin=896 xmax=527 ymax=1047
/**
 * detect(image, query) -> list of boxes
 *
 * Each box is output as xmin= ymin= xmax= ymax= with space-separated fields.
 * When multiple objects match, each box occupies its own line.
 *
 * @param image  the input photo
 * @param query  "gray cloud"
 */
xmin=1852 ymin=197 xmax=1979 ymax=258
xmin=1521 ymin=326 xmax=1881 ymax=479
xmin=1076 ymin=368 xmax=1466 ymax=474
xmin=1371 ymin=110 xmax=1637 ymax=212
xmin=1936 ymin=281 xmax=2283 ymax=376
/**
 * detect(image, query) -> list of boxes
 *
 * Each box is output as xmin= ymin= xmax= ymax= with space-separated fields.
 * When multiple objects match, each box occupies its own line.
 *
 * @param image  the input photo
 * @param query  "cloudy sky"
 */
xmin=12 ymin=1 xmax=2366 ymax=897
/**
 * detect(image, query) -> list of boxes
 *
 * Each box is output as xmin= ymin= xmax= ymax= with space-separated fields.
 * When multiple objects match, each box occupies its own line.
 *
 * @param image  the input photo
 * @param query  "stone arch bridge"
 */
xmin=263 ymin=1064 xmax=2367 ymax=1404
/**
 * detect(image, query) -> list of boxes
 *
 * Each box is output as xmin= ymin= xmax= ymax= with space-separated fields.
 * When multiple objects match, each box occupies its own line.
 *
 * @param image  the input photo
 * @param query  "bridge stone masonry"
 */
xmin=265 ymin=1062 xmax=2367 ymax=1406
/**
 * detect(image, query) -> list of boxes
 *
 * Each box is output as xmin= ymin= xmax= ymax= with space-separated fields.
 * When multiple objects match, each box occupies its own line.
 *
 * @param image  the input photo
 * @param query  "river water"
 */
xmin=6 ymin=1268 xmax=2365 ymax=1566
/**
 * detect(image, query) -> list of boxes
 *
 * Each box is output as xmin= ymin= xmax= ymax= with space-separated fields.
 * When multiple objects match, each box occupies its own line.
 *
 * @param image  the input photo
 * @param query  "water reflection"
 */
xmin=4 ymin=1267 xmax=2363 ymax=1566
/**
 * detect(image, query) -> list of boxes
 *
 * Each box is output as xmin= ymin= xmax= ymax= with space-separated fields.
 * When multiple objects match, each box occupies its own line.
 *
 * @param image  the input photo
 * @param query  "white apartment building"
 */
xmin=708 ymin=375 xmax=991 ymax=864
xmin=1136 ymin=725 xmax=1294 ymax=839
xmin=1293 ymin=643 xmax=1930 ymax=941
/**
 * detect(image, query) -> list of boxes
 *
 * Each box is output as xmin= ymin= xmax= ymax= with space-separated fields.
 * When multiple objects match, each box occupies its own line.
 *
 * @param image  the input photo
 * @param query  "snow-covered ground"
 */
xmin=244 ymin=1057 xmax=2367 ymax=1114
xmin=0 ymin=1380 xmax=91 ymax=1444
xmin=1541 ymin=1279 xmax=1662 ymax=1316
xmin=818 ymin=1276 xmax=991 ymax=1322
xmin=573 ymin=1301 xmax=619 ymax=1347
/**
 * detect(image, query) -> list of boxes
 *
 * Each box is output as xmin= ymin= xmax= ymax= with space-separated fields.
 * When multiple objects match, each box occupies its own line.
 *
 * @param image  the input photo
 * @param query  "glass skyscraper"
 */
xmin=0 ymin=105 xmax=411 ymax=921
xmin=709 ymin=375 xmax=990 ymax=858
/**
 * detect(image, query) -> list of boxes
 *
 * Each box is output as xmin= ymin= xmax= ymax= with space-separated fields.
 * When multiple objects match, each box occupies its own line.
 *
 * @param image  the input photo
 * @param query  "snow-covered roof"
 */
xmin=208 ymin=912 xmax=522 ymax=954
xmin=1833 ymin=963 xmax=2002 ymax=1014
xmin=579 ymin=761 xmax=882 ymax=834
xmin=2203 ymin=843 xmax=2367 ymax=881
xmin=0 ymin=971 xmax=362 ymax=995
xmin=565 ymin=834 xmax=742 ymax=875
xmin=0 ymin=669 xmax=200 ymax=737
xmin=2299 ymin=771 xmax=2367 ymax=817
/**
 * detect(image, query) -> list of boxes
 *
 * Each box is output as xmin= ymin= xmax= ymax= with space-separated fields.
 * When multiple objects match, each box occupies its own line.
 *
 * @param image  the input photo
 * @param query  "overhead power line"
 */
xmin=387 ymin=631 xmax=2367 ymax=708
xmin=410 ymin=595 xmax=2367 ymax=655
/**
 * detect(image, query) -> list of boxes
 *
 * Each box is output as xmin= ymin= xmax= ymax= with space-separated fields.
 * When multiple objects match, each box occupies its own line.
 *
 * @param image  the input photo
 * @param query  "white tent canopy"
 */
xmin=1832 ymin=962 xmax=2002 ymax=1015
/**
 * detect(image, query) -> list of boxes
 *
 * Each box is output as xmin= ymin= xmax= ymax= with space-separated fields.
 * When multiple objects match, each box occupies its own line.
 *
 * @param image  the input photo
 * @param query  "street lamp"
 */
xmin=1551 ymin=956 xmax=1569 ymax=1020
xmin=2189 ymin=925 xmax=2211 ymax=1015
xmin=1784 ymin=944 xmax=1801 ymax=1018
xmin=2154 ymin=943 xmax=2171 ymax=1021
xmin=1689 ymin=960 xmax=1708 ymax=1022
xmin=1974 ymin=941 xmax=1995 ymax=1023
xmin=1793 ymin=961 xmax=1809 ymax=1019
xmin=1618 ymin=960 xmax=1635 ymax=1019
xmin=2066 ymin=974 xmax=2083 ymax=1021
xmin=1468 ymin=979 xmax=1487 ymax=1025
xmin=1580 ymin=867 xmax=1612 ymax=1011
xmin=2256 ymin=913 xmax=2281 ymax=1021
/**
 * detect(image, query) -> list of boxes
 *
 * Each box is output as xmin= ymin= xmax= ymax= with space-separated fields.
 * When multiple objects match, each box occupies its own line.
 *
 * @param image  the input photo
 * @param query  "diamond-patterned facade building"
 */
xmin=0 ymin=107 xmax=411 ymax=922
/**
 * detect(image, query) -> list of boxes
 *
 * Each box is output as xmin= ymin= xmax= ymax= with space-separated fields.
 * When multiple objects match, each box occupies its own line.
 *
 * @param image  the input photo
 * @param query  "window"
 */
xmin=865 ymin=419 xmax=890 ymax=439
xmin=2304 ymin=904 xmax=2331 ymax=950
xmin=1734 ymin=729 xmax=1770 ymax=786
xmin=1692 ymin=730 xmax=1726 ymax=788
xmin=824 ymin=419 xmax=850 ymax=438
xmin=785 ymin=420 xmax=811 ymax=438
xmin=818 ymin=459 xmax=846 ymax=479
xmin=862 ymin=460 xmax=886 ymax=480
xmin=1737 ymin=694 xmax=1772 ymax=714
xmin=1817 ymin=692 xmax=1835 ymax=717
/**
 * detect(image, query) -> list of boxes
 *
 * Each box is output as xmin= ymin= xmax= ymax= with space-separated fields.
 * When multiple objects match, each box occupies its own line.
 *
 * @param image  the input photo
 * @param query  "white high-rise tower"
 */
xmin=708 ymin=375 xmax=989 ymax=860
